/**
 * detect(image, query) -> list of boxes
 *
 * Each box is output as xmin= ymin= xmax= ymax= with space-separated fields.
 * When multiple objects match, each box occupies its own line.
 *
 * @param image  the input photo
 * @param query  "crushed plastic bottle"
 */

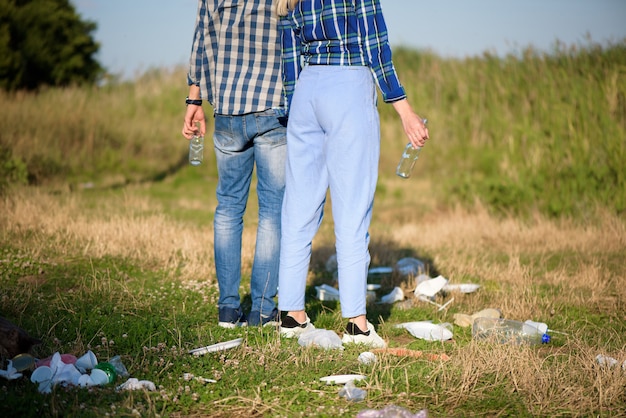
xmin=338 ymin=380 xmax=367 ymax=402
xmin=472 ymin=317 xmax=551 ymax=344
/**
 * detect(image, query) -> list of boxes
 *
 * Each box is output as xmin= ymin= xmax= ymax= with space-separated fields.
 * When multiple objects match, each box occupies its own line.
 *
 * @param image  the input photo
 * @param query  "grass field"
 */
xmin=1 ymin=43 xmax=625 ymax=417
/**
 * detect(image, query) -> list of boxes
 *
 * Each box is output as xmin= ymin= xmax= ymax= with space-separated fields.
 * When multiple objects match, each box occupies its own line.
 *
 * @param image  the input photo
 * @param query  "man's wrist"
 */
xmin=185 ymin=97 xmax=202 ymax=106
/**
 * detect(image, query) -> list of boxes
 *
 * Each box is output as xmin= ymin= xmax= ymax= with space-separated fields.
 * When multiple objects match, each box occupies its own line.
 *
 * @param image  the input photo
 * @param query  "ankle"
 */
xmin=348 ymin=315 xmax=367 ymax=331
xmin=287 ymin=311 xmax=306 ymax=324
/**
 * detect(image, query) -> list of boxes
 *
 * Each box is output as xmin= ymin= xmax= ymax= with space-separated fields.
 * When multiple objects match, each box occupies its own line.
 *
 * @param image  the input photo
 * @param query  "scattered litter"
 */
xmin=524 ymin=320 xmax=548 ymax=334
xmin=183 ymin=373 xmax=217 ymax=384
xmin=320 ymin=374 xmax=366 ymax=385
xmin=595 ymin=354 xmax=625 ymax=370
xmin=442 ymin=283 xmax=480 ymax=293
xmin=473 ymin=318 xmax=550 ymax=344
xmin=75 ymin=350 xmax=97 ymax=373
xmin=357 ymin=351 xmax=377 ymax=365
xmin=417 ymin=295 xmax=454 ymax=311
xmin=379 ymin=287 xmax=404 ymax=304
xmin=10 ymin=353 xmax=36 ymax=372
xmin=596 ymin=354 xmax=618 ymax=368
xmin=298 ymin=328 xmax=344 ymax=350
xmin=372 ymin=348 xmax=450 ymax=361
xmin=325 ymin=254 xmax=338 ymax=273
xmin=108 ymin=355 xmax=130 ymax=378
xmin=116 ymin=378 xmax=156 ymax=391
xmin=366 ymin=290 xmax=377 ymax=304
xmin=188 ymin=338 xmax=243 ymax=356
xmin=338 ymin=380 xmax=367 ymax=402
xmin=396 ymin=321 xmax=453 ymax=341
xmin=357 ymin=405 xmax=428 ymax=418
xmin=453 ymin=308 xmax=502 ymax=327
xmin=28 ymin=352 xmax=119 ymax=393
xmin=414 ymin=275 xmax=448 ymax=298
xmin=368 ymin=267 xmax=393 ymax=275
xmin=0 ymin=360 xmax=22 ymax=380
xmin=315 ymin=284 xmax=340 ymax=301
xmin=394 ymin=257 xmax=425 ymax=276
xmin=36 ymin=353 xmax=77 ymax=368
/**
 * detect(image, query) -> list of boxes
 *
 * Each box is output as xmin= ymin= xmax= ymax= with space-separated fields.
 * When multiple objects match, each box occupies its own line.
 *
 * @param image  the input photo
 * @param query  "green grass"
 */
xmin=1 ymin=41 xmax=625 ymax=417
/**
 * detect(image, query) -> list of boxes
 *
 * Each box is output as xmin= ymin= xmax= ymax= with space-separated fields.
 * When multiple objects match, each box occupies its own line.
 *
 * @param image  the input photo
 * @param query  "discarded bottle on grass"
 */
xmin=396 ymin=118 xmax=427 ymax=178
xmin=472 ymin=317 xmax=551 ymax=345
xmin=189 ymin=134 xmax=204 ymax=166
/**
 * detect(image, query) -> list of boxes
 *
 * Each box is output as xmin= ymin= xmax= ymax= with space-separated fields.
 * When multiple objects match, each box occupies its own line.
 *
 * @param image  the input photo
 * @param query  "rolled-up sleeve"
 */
xmin=187 ymin=0 xmax=212 ymax=104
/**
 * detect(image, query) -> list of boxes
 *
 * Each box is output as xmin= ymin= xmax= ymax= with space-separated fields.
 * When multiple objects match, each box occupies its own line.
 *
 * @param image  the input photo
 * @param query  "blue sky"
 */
xmin=72 ymin=0 xmax=626 ymax=79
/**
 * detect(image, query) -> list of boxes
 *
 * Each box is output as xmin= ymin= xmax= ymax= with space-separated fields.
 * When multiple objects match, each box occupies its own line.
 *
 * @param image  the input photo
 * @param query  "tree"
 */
xmin=0 ymin=0 xmax=103 ymax=90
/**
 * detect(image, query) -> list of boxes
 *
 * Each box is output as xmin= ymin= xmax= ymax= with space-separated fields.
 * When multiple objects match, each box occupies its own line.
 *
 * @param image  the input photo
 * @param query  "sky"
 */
xmin=71 ymin=0 xmax=626 ymax=80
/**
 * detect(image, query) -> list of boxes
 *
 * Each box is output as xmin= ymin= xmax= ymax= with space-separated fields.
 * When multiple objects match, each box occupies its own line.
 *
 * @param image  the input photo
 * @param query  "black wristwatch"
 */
xmin=185 ymin=97 xmax=202 ymax=106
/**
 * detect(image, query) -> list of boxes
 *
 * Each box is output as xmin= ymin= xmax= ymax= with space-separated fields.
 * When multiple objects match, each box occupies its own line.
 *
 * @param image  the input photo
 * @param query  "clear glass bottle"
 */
xmin=472 ymin=317 xmax=551 ymax=345
xmin=189 ymin=134 xmax=204 ymax=166
xmin=396 ymin=118 xmax=427 ymax=178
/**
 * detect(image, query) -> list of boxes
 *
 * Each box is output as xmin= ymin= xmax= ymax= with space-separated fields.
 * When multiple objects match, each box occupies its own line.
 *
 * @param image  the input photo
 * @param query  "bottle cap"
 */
xmin=541 ymin=334 xmax=551 ymax=344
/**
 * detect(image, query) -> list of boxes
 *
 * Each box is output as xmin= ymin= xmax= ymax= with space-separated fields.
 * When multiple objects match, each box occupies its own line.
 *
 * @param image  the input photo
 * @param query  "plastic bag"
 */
xmin=357 ymin=405 xmax=428 ymax=418
xmin=298 ymin=328 xmax=343 ymax=350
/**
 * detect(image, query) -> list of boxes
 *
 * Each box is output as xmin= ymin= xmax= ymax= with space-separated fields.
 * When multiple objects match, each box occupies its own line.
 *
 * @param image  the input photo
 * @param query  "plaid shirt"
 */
xmin=280 ymin=0 xmax=406 ymax=112
xmin=188 ymin=0 xmax=283 ymax=115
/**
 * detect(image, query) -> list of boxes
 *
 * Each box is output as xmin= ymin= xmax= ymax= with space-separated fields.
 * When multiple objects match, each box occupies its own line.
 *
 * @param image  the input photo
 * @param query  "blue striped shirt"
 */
xmin=280 ymin=0 xmax=406 ymax=112
xmin=188 ymin=0 xmax=284 ymax=115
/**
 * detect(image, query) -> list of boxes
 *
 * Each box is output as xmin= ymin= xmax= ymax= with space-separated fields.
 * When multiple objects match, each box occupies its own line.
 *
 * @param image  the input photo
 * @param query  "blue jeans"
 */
xmin=213 ymin=108 xmax=287 ymax=316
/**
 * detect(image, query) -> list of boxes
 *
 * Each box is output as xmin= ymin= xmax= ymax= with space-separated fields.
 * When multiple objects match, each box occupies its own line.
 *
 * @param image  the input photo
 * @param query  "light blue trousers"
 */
xmin=278 ymin=65 xmax=380 ymax=318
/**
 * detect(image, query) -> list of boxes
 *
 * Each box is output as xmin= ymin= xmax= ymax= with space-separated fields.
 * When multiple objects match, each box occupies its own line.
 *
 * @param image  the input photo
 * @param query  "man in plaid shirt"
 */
xmin=182 ymin=0 xmax=286 ymax=328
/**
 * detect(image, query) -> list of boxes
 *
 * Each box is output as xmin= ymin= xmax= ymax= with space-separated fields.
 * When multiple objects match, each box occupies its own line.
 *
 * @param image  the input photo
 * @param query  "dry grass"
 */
xmin=1 ymin=184 xmax=625 ymax=417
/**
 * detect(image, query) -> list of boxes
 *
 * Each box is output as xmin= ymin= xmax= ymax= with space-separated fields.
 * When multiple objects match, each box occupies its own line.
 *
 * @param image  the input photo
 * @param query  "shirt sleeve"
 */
xmin=356 ymin=0 xmax=406 ymax=103
xmin=280 ymin=16 xmax=302 ymax=115
xmin=187 ymin=0 xmax=212 ymax=104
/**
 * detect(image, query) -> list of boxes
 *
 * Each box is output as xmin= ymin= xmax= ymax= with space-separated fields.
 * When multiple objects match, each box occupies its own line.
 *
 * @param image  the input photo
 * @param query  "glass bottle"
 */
xmin=396 ymin=118 xmax=428 ymax=178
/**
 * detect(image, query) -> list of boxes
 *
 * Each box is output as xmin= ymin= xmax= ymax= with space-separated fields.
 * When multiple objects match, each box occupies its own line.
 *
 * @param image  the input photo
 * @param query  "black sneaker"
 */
xmin=280 ymin=314 xmax=315 ymax=338
xmin=248 ymin=308 xmax=280 ymax=327
xmin=218 ymin=307 xmax=247 ymax=329
xmin=341 ymin=321 xmax=386 ymax=348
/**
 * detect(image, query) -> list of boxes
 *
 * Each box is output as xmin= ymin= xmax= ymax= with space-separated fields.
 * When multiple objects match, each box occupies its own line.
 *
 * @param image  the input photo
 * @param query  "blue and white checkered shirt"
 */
xmin=280 ymin=0 xmax=406 ymax=113
xmin=188 ymin=0 xmax=284 ymax=115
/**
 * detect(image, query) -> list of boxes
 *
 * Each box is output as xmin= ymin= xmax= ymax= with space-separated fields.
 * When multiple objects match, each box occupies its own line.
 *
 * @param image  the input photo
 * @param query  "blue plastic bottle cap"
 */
xmin=541 ymin=334 xmax=551 ymax=344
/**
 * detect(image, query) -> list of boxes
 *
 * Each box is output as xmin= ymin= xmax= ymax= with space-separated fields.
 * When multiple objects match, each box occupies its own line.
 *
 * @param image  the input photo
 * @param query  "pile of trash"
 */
xmin=318 ymin=254 xmax=561 ymax=345
xmin=0 ymin=350 xmax=155 ymax=393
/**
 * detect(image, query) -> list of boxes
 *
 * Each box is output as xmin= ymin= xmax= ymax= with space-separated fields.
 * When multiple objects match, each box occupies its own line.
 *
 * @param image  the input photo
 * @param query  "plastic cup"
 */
xmin=94 ymin=362 xmax=117 ymax=384
xmin=89 ymin=368 xmax=109 ymax=386
xmin=30 ymin=366 xmax=53 ymax=383
xmin=75 ymin=350 xmax=98 ymax=373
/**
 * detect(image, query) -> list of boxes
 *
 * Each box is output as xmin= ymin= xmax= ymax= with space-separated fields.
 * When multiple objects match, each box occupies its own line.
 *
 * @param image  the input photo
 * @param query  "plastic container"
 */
xmin=472 ymin=317 xmax=551 ymax=344
xmin=396 ymin=119 xmax=427 ymax=178
xmin=189 ymin=134 xmax=204 ymax=166
xmin=94 ymin=362 xmax=118 ymax=384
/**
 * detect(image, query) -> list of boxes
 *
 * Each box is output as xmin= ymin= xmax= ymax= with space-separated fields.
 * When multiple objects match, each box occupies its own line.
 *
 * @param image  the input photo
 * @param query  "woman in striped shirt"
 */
xmin=277 ymin=0 xmax=429 ymax=347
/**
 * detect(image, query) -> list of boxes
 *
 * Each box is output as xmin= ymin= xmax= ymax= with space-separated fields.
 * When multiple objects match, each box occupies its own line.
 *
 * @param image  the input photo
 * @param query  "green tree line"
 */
xmin=0 ymin=0 xmax=102 ymax=91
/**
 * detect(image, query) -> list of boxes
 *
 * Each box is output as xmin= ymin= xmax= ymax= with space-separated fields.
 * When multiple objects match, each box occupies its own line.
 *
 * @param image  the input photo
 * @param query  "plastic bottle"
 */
xmin=396 ymin=118 xmax=427 ymax=178
xmin=189 ymin=134 xmax=204 ymax=166
xmin=472 ymin=317 xmax=551 ymax=344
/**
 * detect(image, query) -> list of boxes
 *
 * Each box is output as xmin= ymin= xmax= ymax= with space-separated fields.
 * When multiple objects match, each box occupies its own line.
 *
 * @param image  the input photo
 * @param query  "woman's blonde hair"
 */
xmin=276 ymin=0 xmax=301 ymax=16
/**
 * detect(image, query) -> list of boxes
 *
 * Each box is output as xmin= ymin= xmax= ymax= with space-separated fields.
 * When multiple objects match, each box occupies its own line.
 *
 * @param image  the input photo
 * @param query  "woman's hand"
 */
xmin=392 ymin=99 xmax=429 ymax=148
